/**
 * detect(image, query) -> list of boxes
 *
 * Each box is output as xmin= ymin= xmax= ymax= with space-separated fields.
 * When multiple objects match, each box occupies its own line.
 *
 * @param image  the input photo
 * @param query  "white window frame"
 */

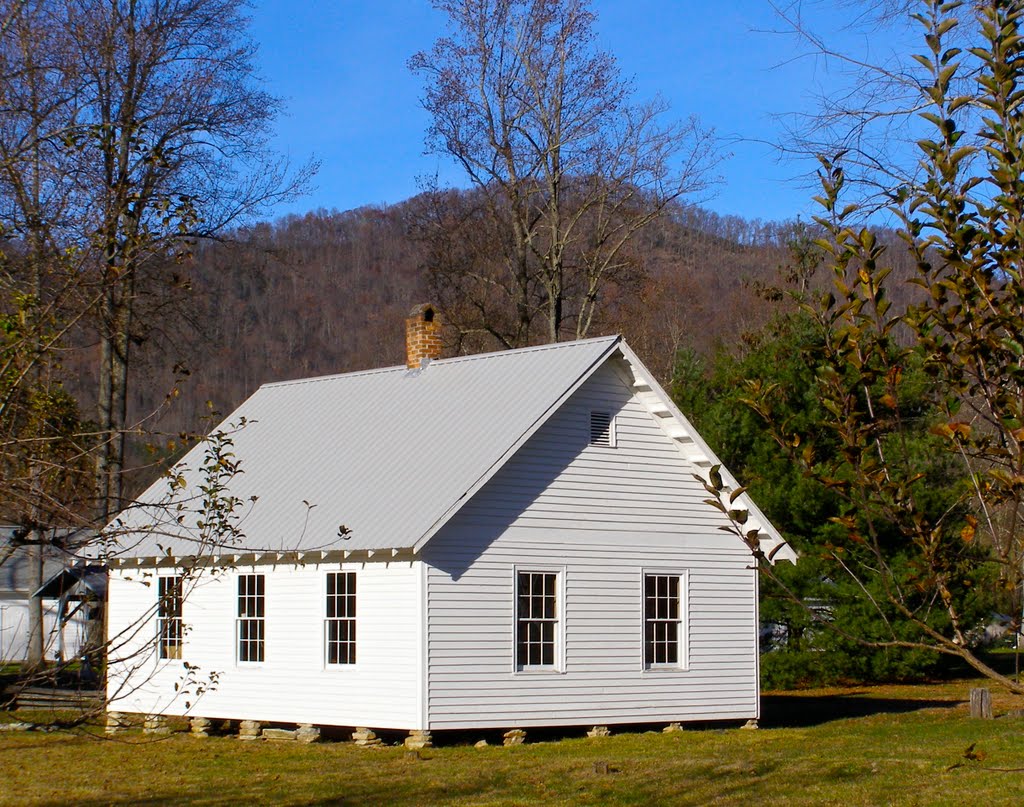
xmin=512 ymin=566 xmax=565 ymax=674
xmin=589 ymin=410 xmax=617 ymax=448
xmin=641 ymin=569 xmax=689 ymax=672
xmin=157 ymin=575 xmax=184 ymax=661
xmin=236 ymin=573 xmax=265 ymax=664
xmin=324 ymin=571 xmax=357 ymax=667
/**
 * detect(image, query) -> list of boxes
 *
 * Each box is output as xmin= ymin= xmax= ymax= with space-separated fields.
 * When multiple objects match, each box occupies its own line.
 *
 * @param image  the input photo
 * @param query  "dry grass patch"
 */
xmin=3 ymin=678 xmax=1024 ymax=806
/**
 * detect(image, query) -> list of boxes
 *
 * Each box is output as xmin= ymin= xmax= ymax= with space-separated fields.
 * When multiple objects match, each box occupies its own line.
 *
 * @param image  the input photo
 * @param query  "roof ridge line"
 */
xmin=260 ymin=334 xmax=622 ymax=390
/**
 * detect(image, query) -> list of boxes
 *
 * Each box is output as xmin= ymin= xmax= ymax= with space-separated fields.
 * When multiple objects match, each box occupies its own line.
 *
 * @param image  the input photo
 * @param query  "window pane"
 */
xmin=158 ymin=576 xmax=184 ymax=660
xmin=644 ymin=574 xmax=682 ymax=667
xmin=516 ymin=571 xmax=558 ymax=669
xmin=325 ymin=573 xmax=356 ymax=665
xmin=238 ymin=575 xmax=265 ymax=662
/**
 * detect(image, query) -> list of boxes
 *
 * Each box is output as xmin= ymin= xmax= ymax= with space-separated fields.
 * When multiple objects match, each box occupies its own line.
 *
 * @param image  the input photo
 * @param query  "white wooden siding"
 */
xmin=107 ymin=560 xmax=422 ymax=729
xmin=424 ymin=362 xmax=760 ymax=729
xmin=0 ymin=596 xmax=86 ymax=663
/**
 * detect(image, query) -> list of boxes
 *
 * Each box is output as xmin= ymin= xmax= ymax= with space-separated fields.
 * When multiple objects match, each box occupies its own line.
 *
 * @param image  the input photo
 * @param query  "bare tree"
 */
xmin=410 ymin=0 xmax=718 ymax=348
xmin=0 ymin=0 xmax=313 ymax=671
xmin=767 ymin=0 xmax=983 ymax=208
xmin=0 ymin=0 xmax=314 ymax=523
xmin=732 ymin=0 xmax=1024 ymax=693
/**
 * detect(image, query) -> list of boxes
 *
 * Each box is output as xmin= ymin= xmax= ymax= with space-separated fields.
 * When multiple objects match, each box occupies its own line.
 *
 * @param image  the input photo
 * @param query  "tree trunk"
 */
xmin=25 ymin=538 xmax=44 ymax=672
xmin=96 ymin=278 xmax=133 ymax=522
xmin=969 ymin=687 xmax=993 ymax=719
xmin=96 ymin=302 xmax=113 ymax=521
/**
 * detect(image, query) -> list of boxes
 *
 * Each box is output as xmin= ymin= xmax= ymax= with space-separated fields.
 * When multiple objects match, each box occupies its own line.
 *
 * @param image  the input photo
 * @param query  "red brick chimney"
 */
xmin=406 ymin=303 xmax=443 ymax=368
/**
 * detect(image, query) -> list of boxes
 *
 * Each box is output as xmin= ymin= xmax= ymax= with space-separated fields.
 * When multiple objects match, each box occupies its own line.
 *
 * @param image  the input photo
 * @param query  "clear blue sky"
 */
xmin=247 ymin=1 xmax=908 ymax=223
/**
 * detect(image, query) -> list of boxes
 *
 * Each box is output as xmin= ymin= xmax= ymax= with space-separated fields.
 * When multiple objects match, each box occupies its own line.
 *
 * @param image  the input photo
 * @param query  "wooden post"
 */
xmin=969 ymin=687 xmax=993 ymax=719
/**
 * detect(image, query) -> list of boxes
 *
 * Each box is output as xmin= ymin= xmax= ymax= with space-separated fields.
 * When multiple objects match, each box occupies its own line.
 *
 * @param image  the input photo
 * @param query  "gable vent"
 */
xmin=590 ymin=411 xmax=614 ymax=447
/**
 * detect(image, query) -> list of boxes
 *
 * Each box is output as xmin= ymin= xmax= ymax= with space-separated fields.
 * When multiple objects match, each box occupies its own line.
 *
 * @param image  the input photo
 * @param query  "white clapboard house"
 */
xmin=105 ymin=306 xmax=795 ymax=741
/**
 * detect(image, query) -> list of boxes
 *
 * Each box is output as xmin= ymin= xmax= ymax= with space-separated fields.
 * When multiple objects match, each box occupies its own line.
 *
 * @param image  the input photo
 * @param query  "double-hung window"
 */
xmin=237 ymin=574 xmax=265 ymax=663
xmin=644 ymin=573 xmax=685 ymax=668
xmin=325 ymin=572 xmax=356 ymax=665
xmin=157 ymin=576 xmax=183 ymax=660
xmin=516 ymin=571 xmax=559 ymax=670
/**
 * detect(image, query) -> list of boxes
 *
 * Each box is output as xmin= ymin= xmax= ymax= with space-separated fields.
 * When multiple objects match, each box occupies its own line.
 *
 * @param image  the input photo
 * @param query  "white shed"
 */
xmin=105 ymin=308 xmax=795 ymax=741
xmin=0 ymin=533 xmax=94 ymax=664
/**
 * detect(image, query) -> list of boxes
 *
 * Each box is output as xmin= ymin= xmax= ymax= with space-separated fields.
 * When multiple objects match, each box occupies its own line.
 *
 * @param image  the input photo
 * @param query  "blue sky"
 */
xmin=248 ymin=1 xmax=908 ymax=223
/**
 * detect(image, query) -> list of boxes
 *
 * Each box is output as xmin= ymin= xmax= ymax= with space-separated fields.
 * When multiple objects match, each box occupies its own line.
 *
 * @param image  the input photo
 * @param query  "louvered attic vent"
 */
xmin=590 ymin=411 xmax=614 ymax=447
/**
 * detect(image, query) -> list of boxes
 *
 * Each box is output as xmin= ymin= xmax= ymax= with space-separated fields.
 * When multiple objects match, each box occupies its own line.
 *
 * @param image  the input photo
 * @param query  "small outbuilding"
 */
xmin=1 ymin=529 xmax=96 ymax=664
xmin=105 ymin=307 xmax=795 ymax=740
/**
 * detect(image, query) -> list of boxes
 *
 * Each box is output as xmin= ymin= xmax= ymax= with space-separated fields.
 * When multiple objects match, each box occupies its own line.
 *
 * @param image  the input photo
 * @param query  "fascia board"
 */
xmin=615 ymin=341 xmax=798 ymax=565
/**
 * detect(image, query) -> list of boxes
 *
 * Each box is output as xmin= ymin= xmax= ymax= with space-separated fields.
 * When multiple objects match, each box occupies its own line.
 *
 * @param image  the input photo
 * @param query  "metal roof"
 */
xmin=110 ymin=334 xmax=795 ymax=565
xmin=0 ymin=528 xmax=85 ymax=594
xmin=33 ymin=565 xmax=108 ymax=599
xmin=113 ymin=336 xmax=621 ymax=558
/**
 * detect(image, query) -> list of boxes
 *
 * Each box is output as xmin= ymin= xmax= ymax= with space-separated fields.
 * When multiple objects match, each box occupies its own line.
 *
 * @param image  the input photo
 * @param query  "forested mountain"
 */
xmin=89 ymin=197 xmax=802 ymax=452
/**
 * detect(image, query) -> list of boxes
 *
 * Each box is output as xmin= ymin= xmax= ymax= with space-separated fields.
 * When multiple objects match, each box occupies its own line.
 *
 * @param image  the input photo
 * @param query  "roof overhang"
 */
xmin=613 ymin=341 xmax=797 ymax=565
xmin=106 ymin=546 xmax=418 ymax=570
xmin=33 ymin=565 xmax=108 ymax=599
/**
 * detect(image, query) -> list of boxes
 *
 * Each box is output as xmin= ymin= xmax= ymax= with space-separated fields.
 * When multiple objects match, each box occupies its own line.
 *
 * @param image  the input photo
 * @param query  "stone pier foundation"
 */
xmin=105 ymin=711 xmax=131 ymax=735
xmin=404 ymin=730 xmax=432 ymax=749
xmin=296 ymin=724 xmax=322 ymax=744
xmin=190 ymin=717 xmax=214 ymax=738
xmin=352 ymin=727 xmax=383 ymax=747
xmin=238 ymin=720 xmax=264 ymax=741
xmin=143 ymin=715 xmax=171 ymax=735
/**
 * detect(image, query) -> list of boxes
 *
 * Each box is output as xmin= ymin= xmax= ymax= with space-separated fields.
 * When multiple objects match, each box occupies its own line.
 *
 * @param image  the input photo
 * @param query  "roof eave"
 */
xmin=614 ymin=341 xmax=797 ymax=566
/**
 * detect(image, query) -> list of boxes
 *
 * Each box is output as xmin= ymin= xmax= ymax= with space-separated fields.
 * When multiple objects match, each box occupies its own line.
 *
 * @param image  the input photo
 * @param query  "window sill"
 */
xmin=642 ymin=665 xmax=688 ymax=674
xmin=512 ymin=667 xmax=564 ymax=676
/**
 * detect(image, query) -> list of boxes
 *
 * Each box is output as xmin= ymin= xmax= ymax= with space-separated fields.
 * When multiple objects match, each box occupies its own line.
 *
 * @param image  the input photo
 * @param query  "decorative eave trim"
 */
xmin=109 ymin=547 xmax=418 ymax=569
xmin=614 ymin=341 xmax=797 ymax=566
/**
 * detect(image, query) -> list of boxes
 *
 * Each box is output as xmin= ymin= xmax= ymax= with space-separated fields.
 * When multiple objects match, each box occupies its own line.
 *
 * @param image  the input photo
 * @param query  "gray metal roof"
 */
xmin=111 ymin=334 xmax=794 ymax=565
xmin=113 ymin=336 xmax=622 ymax=558
xmin=0 ymin=528 xmax=82 ymax=594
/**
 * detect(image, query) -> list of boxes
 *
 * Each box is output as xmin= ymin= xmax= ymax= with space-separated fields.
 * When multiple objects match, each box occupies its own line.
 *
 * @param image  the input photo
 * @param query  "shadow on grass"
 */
xmin=761 ymin=693 xmax=958 ymax=728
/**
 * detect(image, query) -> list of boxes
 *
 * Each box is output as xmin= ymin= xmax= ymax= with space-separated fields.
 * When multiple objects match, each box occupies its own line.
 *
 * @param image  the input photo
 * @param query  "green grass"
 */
xmin=3 ymin=679 xmax=1024 ymax=806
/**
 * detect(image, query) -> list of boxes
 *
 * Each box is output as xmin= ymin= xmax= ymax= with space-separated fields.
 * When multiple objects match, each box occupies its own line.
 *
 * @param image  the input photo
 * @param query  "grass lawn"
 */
xmin=3 ymin=678 xmax=1024 ymax=806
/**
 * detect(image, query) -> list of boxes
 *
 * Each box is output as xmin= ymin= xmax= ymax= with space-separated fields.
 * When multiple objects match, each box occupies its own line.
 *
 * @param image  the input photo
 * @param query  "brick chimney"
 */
xmin=406 ymin=303 xmax=443 ymax=368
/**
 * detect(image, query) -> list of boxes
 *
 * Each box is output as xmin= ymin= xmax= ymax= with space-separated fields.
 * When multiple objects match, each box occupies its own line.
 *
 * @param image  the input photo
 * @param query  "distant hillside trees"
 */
xmin=0 ymin=0 xmax=310 ymax=670
xmin=0 ymin=0 xmax=312 ymax=524
xmin=410 ymin=0 xmax=717 ymax=350
xmin=118 ymin=201 xmax=818 ymax=454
